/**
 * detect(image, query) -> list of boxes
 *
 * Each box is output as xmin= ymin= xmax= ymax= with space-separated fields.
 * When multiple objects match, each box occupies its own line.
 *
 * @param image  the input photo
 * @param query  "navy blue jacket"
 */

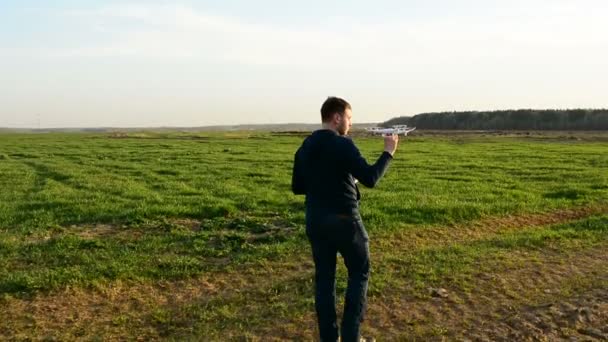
xmin=291 ymin=129 xmax=393 ymax=214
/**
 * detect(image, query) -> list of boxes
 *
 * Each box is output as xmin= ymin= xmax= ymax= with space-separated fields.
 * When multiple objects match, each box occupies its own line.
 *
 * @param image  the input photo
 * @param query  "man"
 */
xmin=291 ymin=97 xmax=398 ymax=342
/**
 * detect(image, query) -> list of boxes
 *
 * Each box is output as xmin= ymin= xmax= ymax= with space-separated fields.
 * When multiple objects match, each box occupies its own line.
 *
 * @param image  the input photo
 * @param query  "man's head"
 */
xmin=321 ymin=96 xmax=352 ymax=136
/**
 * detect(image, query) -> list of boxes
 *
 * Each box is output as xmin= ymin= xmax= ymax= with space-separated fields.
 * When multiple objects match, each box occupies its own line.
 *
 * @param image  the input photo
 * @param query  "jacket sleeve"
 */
xmin=343 ymin=139 xmax=393 ymax=188
xmin=291 ymin=146 xmax=307 ymax=195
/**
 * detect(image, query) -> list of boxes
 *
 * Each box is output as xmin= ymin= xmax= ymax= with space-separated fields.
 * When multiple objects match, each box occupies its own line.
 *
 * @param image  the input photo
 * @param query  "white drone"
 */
xmin=365 ymin=124 xmax=417 ymax=136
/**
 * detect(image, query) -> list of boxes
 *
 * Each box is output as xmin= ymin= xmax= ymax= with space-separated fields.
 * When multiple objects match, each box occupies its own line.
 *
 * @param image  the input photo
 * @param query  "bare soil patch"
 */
xmin=365 ymin=246 xmax=608 ymax=341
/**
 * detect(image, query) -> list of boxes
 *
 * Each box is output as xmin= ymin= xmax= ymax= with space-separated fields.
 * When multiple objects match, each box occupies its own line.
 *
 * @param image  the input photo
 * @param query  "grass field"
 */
xmin=1 ymin=131 xmax=607 ymax=340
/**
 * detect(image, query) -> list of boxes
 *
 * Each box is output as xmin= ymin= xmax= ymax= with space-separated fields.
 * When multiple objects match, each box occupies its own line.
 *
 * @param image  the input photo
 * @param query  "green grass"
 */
xmin=1 ymin=131 xmax=608 ymax=340
xmin=0 ymin=132 xmax=607 ymax=295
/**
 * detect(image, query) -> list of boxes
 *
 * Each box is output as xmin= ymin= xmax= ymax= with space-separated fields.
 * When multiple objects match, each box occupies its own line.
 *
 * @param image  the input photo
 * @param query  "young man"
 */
xmin=292 ymin=97 xmax=398 ymax=342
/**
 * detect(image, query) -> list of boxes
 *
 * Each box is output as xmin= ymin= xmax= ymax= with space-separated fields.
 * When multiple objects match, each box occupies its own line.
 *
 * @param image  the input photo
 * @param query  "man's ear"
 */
xmin=334 ymin=113 xmax=342 ymax=123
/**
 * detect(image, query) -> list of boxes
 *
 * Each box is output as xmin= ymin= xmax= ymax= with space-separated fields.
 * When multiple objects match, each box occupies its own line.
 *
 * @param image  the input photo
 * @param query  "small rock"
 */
xmin=428 ymin=287 xmax=449 ymax=298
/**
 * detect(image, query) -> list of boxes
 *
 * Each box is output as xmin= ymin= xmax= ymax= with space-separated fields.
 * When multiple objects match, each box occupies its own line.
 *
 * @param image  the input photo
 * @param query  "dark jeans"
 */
xmin=306 ymin=211 xmax=370 ymax=342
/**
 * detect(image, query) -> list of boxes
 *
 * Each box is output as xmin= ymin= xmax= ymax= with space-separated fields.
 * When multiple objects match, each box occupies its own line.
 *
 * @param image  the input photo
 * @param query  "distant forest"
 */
xmin=382 ymin=109 xmax=608 ymax=130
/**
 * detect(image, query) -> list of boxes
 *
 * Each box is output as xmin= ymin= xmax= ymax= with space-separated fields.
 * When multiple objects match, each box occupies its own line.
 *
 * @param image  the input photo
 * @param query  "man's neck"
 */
xmin=321 ymin=123 xmax=338 ymax=134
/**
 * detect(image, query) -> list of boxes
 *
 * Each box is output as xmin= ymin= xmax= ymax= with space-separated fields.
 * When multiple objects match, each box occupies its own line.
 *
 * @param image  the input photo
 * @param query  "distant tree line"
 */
xmin=382 ymin=109 xmax=608 ymax=130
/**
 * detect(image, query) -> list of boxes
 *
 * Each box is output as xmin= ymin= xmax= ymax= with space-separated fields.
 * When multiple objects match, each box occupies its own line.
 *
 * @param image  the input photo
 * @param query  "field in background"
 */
xmin=0 ymin=131 xmax=607 ymax=340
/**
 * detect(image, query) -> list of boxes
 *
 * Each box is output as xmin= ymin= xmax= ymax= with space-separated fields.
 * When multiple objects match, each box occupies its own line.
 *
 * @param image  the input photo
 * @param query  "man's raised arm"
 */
xmin=344 ymin=134 xmax=398 ymax=188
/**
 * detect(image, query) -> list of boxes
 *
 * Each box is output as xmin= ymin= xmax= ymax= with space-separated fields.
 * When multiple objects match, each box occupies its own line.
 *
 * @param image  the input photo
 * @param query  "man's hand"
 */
xmin=384 ymin=134 xmax=399 ymax=156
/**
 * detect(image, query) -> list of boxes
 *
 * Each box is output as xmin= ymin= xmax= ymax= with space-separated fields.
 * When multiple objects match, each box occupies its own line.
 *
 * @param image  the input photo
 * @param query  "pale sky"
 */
xmin=1 ymin=0 xmax=607 ymax=128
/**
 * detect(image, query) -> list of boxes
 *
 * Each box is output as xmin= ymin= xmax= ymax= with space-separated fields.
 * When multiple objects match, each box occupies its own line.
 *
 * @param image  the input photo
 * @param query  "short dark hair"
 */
xmin=321 ymin=97 xmax=351 ymax=123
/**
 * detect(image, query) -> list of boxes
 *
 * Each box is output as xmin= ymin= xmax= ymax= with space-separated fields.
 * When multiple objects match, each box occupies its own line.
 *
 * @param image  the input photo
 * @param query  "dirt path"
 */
xmin=365 ymin=246 xmax=608 ymax=341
